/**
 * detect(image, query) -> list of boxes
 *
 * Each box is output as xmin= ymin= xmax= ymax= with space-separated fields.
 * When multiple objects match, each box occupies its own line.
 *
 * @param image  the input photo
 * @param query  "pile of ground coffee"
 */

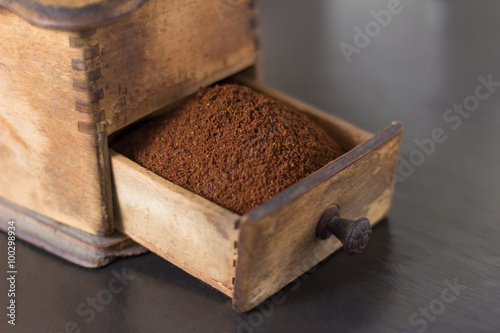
xmin=112 ymin=84 xmax=343 ymax=214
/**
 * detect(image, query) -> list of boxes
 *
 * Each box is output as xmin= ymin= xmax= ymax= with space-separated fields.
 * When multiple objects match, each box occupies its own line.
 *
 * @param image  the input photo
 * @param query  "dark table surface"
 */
xmin=2 ymin=0 xmax=500 ymax=332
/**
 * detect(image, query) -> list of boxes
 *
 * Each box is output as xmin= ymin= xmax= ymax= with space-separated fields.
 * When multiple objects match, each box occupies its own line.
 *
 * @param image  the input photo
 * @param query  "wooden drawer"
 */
xmin=109 ymin=78 xmax=403 ymax=311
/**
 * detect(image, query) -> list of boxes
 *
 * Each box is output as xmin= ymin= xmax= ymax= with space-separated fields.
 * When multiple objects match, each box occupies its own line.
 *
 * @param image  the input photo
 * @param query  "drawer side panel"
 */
xmin=110 ymin=150 xmax=240 ymax=296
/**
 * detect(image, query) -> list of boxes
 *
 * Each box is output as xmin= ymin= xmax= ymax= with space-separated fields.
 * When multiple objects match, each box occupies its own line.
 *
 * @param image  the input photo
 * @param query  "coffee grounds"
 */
xmin=112 ymin=84 xmax=343 ymax=214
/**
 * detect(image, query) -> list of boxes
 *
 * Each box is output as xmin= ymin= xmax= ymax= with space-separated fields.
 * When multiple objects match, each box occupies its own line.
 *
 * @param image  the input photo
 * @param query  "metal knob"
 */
xmin=316 ymin=207 xmax=372 ymax=255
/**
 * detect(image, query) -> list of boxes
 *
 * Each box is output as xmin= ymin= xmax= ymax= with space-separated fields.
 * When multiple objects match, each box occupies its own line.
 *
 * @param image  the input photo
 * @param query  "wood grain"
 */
xmin=0 ymin=11 xmax=112 ymax=235
xmin=110 ymin=150 xmax=241 ymax=296
xmin=98 ymin=0 xmax=259 ymax=134
xmin=233 ymin=122 xmax=403 ymax=311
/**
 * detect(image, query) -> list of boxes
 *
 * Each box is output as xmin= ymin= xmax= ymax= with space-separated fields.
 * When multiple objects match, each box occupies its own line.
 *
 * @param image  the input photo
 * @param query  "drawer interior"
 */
xmin=108 ymin=77 xmax=402 ymax=311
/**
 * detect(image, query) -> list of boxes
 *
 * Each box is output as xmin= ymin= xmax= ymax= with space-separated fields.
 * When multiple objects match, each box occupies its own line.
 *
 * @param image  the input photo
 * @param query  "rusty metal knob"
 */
xmin=316 ymin=207 xmax=372 ymax=255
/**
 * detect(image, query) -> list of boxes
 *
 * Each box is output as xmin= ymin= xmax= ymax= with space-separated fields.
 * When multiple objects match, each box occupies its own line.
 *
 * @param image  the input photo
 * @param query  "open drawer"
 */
xmin=109 ymin=78 xmax=403 ymax=311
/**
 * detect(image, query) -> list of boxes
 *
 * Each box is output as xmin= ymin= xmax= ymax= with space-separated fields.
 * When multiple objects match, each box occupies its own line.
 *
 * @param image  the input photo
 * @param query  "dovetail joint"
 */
xmin=231 ymin=220 xmax=242 ymax=287
xmin=70 ymin=30 xmax=106 ymax=135
xmin=78 ymin=121 xmax=107 ymax=134
xmin=76 ymin=100 xmax=103 ymax=114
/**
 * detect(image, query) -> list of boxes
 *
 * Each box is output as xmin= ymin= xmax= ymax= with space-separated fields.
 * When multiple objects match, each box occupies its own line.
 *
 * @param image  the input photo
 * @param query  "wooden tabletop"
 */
xmin=1 ymin=0 xmax=499 ymax=332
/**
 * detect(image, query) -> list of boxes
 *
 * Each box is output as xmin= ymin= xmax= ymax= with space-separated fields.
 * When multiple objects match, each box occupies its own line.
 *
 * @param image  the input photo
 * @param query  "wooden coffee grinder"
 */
xmin=0 ymin=0 xmax=403 ymax=311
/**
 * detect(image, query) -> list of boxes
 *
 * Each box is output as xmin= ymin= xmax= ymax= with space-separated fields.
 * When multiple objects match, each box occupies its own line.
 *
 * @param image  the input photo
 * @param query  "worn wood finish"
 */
xmin=233 ymin=122 xmax=403 ymax=311
xmin=0 ymin=197 xmax=147 ymax=268
xmin=0 ymin=11 xmax=113 ymax=235
xmin=0 ymin=0 xmax=148 ymax=31
xmin=110 ymin=150 xmax=241 ymax=296
xmin=98 ymin=0 xmax=259 ymax=134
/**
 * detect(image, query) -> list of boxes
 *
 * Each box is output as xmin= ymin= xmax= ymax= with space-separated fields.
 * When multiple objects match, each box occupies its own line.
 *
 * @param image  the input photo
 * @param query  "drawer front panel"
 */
xmin=234 ymin=122 xmax=403 ymax=311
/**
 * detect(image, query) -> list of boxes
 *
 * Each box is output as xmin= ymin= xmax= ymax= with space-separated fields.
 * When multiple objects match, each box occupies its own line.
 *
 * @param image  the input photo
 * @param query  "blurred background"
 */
xmin=2 ymin=1 xmax=499 ymax=332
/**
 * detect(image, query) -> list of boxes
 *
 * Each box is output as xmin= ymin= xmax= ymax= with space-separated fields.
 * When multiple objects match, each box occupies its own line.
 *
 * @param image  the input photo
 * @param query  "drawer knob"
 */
xmin=316 ymin=207 xmax=372 ymax=255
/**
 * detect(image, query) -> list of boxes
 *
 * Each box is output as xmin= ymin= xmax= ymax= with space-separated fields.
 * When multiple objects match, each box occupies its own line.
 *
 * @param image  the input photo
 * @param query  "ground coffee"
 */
xmin=112 ymin=84 xmax=343 ymax=214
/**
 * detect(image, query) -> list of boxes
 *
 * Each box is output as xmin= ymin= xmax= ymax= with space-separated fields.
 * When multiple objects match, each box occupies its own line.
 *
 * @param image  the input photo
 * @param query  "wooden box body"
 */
xmin=0 ymin=1 xmax=403 ymax=312
xmin=0 ymin=0 xmax=258 ymax=235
